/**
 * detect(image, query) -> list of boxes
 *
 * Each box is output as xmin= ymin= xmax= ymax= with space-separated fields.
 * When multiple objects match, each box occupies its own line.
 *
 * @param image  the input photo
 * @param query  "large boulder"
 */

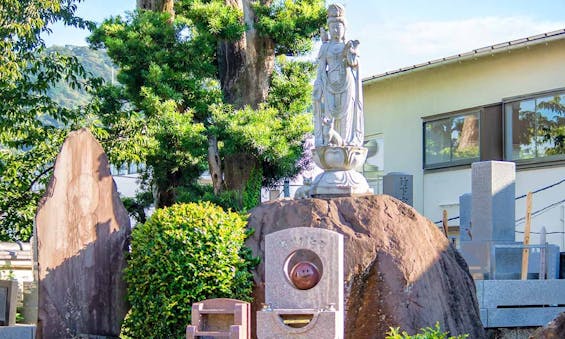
xmin=246 ymin=195 xmax=485 ymax=338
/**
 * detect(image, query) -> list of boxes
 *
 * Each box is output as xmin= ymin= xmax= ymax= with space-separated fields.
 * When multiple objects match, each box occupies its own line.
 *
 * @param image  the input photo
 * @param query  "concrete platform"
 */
xmin=0 ymin=325 xmax=36 ymax=339
xmin=476 ymin=279 xmax=565 ymax=328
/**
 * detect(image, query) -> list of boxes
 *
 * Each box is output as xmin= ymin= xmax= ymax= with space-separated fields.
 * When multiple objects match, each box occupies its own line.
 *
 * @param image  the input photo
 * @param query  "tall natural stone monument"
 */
xmin=35 ymin=128 xmax=131 ymax=338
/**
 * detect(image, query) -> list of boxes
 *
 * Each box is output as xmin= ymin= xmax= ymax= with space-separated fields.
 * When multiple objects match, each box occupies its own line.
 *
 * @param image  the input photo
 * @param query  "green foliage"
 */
xmin=89 ymin=0 xmax=324 ymax=211
xmin=0 ymin=0 xmax=94 ymax=241
xmin=242 ymin=167 xmax=262 ymax=211
xmin=253 ymin=0 xmax=326 ymax=55
xmin=178 ymin=0 xmax=246 ymax=41
xmin=121 ymin=191 xmax=153 ymax=224
xmin=210 ymin=57 xmax=315 ymax=187
xmin=122 ymin=202 xmax=255 ymax=338
xmin=386 ymin=322 xmax=469 ymax=339
xmin=88 ymin=10 xmax=221 ymax=205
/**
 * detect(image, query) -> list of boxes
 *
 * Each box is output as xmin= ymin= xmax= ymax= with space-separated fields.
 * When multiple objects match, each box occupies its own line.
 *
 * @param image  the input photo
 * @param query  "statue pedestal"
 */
xmin=311 ymin=146 xmax=373 ymax=197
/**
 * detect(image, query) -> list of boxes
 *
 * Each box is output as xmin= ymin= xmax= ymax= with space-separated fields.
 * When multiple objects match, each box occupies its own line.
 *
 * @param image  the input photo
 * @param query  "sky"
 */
xmin=44 ymin=0 xmax=565 ymax=79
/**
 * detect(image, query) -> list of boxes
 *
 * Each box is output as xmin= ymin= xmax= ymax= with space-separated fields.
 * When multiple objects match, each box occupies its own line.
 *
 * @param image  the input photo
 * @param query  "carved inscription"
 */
xmin=279 ymin=235 xmax=327 ymax=250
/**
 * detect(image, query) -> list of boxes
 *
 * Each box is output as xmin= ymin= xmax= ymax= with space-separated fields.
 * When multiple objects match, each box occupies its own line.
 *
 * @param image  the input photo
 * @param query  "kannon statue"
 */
xmin=308 ymin=3 xmax=372 ymax=197
xmin=313 ymin=3 xmax=364 ymax=148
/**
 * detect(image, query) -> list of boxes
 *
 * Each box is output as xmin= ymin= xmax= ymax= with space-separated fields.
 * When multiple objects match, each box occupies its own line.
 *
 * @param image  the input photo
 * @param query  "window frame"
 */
xmin=422 ymin=108 xmax=481 ymax=170
xmin=502 ymin=88 xmax=565 ymax=166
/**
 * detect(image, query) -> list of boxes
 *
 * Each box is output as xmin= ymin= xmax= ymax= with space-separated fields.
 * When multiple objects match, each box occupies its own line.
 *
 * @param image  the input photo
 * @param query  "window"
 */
xmin=504 ymin=90 xmax=565 ymax=162
xmin=423 ymin=111 xmax=480 ymax=169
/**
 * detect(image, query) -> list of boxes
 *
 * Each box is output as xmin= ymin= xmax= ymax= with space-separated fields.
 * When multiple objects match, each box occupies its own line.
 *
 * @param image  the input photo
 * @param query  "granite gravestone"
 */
xmin=256 ymin=227 xmax=344 ymax=339
xmin=459 ymin=161 xmax=559 ymax=279
xmin=35 ymin=129 xmax=130 ymax=338
xmin=460 ymin=161 xmax=515 ymax=278
xmin=383 ymin=172 xmax=413 ymax=206
xmin=0 ymin=280 xmax=17 ymax=326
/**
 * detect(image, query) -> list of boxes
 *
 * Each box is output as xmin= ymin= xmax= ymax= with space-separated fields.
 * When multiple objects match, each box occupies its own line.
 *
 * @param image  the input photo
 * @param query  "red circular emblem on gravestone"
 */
xmin=290 ymin=261 xmax=321 ymax=290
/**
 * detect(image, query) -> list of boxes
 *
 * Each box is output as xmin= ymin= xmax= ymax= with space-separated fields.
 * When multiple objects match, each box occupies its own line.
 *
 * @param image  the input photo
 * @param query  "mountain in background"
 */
xmin=46 ymin=45 xmax=116 ymax=107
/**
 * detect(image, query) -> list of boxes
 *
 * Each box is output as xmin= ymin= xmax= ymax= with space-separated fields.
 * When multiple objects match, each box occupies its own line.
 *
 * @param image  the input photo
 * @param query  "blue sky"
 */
xmin=44 ymin=0 xmax=565 ymax=78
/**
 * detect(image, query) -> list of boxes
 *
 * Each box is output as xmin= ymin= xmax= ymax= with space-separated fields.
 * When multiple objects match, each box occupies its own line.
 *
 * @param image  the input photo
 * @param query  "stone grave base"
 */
xmin=257 ymin=309 xmax=339 ymax=338
xmin=477 ymin=279 xmax=565 ymax=328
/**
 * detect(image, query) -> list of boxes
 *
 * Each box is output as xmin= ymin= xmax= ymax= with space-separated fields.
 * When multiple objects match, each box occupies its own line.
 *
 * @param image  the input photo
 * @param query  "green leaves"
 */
xmin=122 ymin=202 xmax=255 ymax=339
xmin=253 ymin=0 xmax=326 ymax=55
xmin=89 ymin=0 xmax=324 ymax=210
xmin=209 ymin=56 xmax=315 ymax=186
xmin=182 ymin=0 xmax=246 ymax=41
xmin=386 ymin=322 xmax=469 ymax=339
xmin=0 ymin=0 xmax=94 ymax=241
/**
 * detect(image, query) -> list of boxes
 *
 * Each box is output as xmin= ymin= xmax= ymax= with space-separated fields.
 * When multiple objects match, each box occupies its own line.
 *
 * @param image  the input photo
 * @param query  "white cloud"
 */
xmin=355 ymin=16 xmax=565 ymax=77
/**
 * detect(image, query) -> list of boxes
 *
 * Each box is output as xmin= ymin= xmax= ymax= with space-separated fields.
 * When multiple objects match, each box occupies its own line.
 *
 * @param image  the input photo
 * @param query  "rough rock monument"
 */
xmin=247 ymin=196 xmax=485 ymax=338
xmin=310 ymin=3 xmax=371 ymax=196
xmin=35 ymin=128 xmax=131 ymax=338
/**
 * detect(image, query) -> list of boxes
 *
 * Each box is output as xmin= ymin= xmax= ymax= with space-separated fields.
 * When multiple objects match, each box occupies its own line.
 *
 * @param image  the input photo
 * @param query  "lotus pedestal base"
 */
xmin=311 ymin=146 xmax=373 ymax=197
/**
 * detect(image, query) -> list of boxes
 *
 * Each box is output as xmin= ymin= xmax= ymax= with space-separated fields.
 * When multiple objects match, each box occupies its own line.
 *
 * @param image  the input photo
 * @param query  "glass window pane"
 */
xmin=425 ymin=118 xmax=451 ymax=166
xmin=536 ymin=94 xmax=565 ymax=157
xmin=452 ymin=113 xmax=479 ymax=161
xmin=506 ymin=99 xmax=537 ymax=160
xmin=505 ymin=92 xmax=565 ymax=161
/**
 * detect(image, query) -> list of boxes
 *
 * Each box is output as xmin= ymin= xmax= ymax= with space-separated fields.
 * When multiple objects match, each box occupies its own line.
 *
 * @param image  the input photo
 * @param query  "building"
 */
xmin=363 ymin=29 xmax=565 ymax=248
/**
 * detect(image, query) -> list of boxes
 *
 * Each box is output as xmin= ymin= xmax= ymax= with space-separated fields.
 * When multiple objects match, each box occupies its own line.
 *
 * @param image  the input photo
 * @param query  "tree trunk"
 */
xmin=215 ymin=0 xmax=274 ymax=195
xmin=137 ymin=0 xmax=175 ymax=20
xmin=224 ymin=153 xmax=259 ymax=209
xmin=223 ymin=153 xmax=258 ymax=192
xmin=218 ymin=0 xmax=275 ymax=109
xmin=156 ymin=171 xmax=180 ymax=207
xmin=207 ymin=135 xmax=223 ymax=195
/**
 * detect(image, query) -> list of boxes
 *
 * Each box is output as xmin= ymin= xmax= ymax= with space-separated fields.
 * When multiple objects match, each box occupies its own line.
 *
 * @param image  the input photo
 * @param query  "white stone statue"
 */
xmin=310 ymin=4 xmax=372 ymax=197
xmin=294 ymin=177 xmax=312 ymax=199
xmin=313 ymin=3 xmax=364 ymax=147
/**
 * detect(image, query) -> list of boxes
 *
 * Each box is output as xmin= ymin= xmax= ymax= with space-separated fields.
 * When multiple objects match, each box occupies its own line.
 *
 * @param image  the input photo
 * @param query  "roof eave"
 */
xmin=362 ymin=28 xmax=565 ymax=86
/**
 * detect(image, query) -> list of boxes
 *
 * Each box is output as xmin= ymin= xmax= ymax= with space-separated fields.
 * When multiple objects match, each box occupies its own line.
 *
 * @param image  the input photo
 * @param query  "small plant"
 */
xmin=121 ymin=202 xmax=257 ymax=339
xmin=0 ymin=264 xmax=16 ymax=280
xmin=386 ymin=322 xmax=469 ymax=339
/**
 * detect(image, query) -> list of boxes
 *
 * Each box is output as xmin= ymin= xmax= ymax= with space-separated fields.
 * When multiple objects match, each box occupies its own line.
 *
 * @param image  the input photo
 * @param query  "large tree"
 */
xmin=0 ymin=0 xmax=93 ymax=241
xmin=89 ymin=0 xmax=325 ymax=209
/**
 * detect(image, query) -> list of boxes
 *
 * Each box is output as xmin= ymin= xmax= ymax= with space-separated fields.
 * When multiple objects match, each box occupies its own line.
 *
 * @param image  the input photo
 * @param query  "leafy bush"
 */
xmin=386 ymin=322 xmax=469 ymax=339
xmin=121 ymin=202 xmax=256 ymax=338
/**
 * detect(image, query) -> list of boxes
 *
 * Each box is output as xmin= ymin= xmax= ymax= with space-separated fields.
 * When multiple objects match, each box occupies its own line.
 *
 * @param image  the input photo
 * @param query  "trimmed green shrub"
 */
xmin=121 ymin=202 xmax=256 ymax=338
xmin=386 ymin=322 xmax=469 ymax=339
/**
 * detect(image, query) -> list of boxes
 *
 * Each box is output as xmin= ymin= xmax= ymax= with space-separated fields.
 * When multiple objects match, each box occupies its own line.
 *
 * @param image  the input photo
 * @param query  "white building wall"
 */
xmin=113 ymin=174 xmax=141 ymax=198
xmin=363 ymin=38 xmax=565 ymax=248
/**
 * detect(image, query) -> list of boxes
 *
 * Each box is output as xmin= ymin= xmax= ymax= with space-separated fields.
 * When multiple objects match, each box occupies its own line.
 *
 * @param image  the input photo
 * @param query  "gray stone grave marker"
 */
xmin=460 ymin=161 xmax=515 ymax=278
xmin=383 ymin=172 xmax=413 ymax=206
xmin=0 ymin=280 xmax=17 ymax=326
xmin=257 ymin=227 xmax=344 ymax=338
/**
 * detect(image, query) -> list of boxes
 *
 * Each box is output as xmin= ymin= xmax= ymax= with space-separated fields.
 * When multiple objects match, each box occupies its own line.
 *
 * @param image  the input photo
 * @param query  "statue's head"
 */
xmin=327 ymin=3 xmax=346 ymax=42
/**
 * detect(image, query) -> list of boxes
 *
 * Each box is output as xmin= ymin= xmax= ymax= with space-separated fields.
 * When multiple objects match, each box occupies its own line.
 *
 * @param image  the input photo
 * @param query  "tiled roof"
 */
xmin=363 ymin=28 xmax=565 ymax=84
